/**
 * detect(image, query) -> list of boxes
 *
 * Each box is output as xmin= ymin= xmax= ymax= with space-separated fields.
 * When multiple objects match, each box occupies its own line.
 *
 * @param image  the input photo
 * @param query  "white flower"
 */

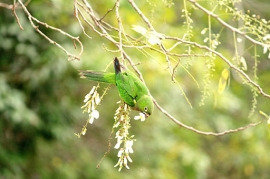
xmin=124 ymin=157 xmax=130 ymax=169
xmin=237 ymin=37 xmax=242 ymax=42
xmin=95 ymin=94 xmax=100 ymax=105
xmin=262 ymin=19 xmax=267 ymax=24
xmin=120 ymin=115 xmax=125 ymax=121
xmin=115 ymin=158 xmax=124 ymax=171
xmin=115 ymin=130 xmax=120 ymax=137
xmin=212 ymin=40 xmax=219 ymax=48
xmin=114 ymin=157 xmax=122 ymax=168
xmin=147 ymin=31 xmax=165 ymax=45
xmin=134 ymin=113 xmax=146 ymax=122
xmin=91 ymin=100 xmax=95 ymax=111
xmin=92 ymin=110 xmax=99 ymax=118
xmin=87 ymin=104 xmax=91 ymax=113
xmin=89 ymin=116 xmax=95 ymax=124
xmin=201 ymin=28 xmax=208 ymax=34
xmin=124 ymin=104 xmax=128 ymax=111
xmin=125 ymin=140 xmax=134 ymax=153
xmin=81 ymin=102 xmax=88 ymax=108
xmin=92 ymin=90 xmax=97 ymax=98
xmin=89 ymin=110 xmax=99 ymax=124
xmin=89 ymin=86 xmax=96 ymax=95
xmin=127 ymin=155 xmax=133 ymax=163
xmin=84 ymin=93 xmax=91 ymax=103
xmin=114 ymin=136 xmax=123 ymax=149
xmin=113 ymin=121 xmax=120 ymax=128
xmin=263 ymin=34 xmax=270 ymax=41
xmin=114 ymin=142 xmax=121 ymax=149
xmin=117 ymin=148 xmax=124 ymax=157
xmin=263 ymin=45 xmax=268 ymax=54
xmin=82 ymin=128 xmax=87 ymax=135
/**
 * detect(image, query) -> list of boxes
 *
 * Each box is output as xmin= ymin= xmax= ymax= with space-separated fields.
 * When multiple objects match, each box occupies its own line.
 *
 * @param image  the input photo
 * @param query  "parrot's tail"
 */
xmin=114 ymin=57 xmax=121 ymax=74
xmin=79 ymin=70 xmax=115 ymax=84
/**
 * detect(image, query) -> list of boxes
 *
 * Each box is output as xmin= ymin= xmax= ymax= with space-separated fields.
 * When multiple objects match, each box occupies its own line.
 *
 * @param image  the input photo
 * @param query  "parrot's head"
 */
xmin=134 ymin=95 xmax=154 ymax=117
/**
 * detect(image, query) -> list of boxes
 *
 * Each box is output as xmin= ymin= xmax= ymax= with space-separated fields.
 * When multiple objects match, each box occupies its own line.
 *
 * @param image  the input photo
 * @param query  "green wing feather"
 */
xmin=79 ymin=70 xmax=115 ymax=84
xmin=116 ymin=70 xmax=148 ymax=107
xmin=116 ymin=71 xmax=135 ymax=106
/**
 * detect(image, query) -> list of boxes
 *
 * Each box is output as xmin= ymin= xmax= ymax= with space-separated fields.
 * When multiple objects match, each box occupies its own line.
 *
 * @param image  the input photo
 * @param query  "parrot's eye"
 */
xmin=144 ymin=107 xmax=148 ymax=111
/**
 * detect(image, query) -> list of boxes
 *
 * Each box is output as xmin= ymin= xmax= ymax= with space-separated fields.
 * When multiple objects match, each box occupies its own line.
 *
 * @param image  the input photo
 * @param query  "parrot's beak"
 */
xmin=143 ymin=112 xmax=150 ymax=118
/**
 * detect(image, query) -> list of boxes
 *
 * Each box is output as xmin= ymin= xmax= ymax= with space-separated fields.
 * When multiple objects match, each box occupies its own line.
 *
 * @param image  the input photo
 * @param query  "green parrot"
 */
xmin=79 ymin=57 xmax=154 ymax=117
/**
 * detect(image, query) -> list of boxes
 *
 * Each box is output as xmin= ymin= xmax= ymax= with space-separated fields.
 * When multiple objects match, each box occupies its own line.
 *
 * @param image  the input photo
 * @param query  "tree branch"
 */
xmin=17 ymin=0 xmax=83 ymax=60
xmin=74 ymin=0 xmax=268 ymax=136
xmin=188 ymin=0 xmax=267 ymax=47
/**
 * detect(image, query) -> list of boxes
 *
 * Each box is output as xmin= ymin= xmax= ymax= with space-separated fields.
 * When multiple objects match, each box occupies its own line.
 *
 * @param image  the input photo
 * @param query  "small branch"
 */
xmin=153 ymin=98 xmax=263 ymax=136
xmin=115 ymin=0 xmax=124 ymax=59
xmin=188 ymin=0 xmax=267 ymax=47
xmin=172 ymin=58 xmax=180 ymax=82
xmin=128 ymin=0 xmax=155 ymax=31
xmin=165 ymin=36 xmax=270 ymax=99
xmin=1 ymin=1 xmax=24 ymax=30
xmin=17 ymin=0 xmax=83 ymax=60
xmin=0 ymin=2 xmax=14 ymax=9
xmin=160 ymin=44 xmax=174 ymax=78
xmin=99 ymin=3 xmax=116 ymax=21
xmin=74 ymin=0 xmax=92 ymax=39
xmin=12 ymin=0 xmax=24 ymax=30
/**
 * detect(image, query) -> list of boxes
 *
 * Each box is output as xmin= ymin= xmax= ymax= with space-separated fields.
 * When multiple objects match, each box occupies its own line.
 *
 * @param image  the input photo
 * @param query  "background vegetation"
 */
xmin=0 ymin=0 xmax=270 ymax=178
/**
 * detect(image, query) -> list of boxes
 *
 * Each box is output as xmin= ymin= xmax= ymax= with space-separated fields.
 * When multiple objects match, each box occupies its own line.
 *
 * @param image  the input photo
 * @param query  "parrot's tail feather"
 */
xmin=79 ymin=70 xmax=115 ymax=84
xmin=114 ymin=57 xmax=121 ymax=74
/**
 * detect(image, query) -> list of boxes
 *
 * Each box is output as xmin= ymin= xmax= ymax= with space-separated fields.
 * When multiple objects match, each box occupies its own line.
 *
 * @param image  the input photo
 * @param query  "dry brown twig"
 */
xmin=9 ymin=0 xmax=84 ymax=60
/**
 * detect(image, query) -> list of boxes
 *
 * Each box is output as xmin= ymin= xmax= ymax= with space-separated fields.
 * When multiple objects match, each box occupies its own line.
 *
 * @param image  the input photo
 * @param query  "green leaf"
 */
xmin=218 ymin=68 xmax=230 ymax=94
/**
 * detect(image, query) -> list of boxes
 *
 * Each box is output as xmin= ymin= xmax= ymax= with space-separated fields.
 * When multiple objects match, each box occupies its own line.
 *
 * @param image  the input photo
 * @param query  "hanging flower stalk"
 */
xmin=75 ymin=85 xmax=109 ymax=137
xmin=113 ymin=101 xmax=136 ymax=171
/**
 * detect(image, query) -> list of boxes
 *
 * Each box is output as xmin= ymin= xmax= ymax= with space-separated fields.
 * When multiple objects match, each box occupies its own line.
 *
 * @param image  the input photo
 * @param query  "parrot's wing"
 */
xmin=116 ymin=71 xmax=139 ymax=106
xmin=122 ymin=72 xmax=138 ymax=96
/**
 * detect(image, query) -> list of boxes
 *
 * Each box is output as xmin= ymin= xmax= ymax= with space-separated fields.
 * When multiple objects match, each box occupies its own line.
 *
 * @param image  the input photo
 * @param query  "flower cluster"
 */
xmin=113 ymin=101 xmax=135 ymax=171
xmin=134 ymin=112 xmax=146 ymax=122
xmin=82 ymin=86 xmax=100 ymax=124
xmin=75 ymin=86 xmax=100 ymax=137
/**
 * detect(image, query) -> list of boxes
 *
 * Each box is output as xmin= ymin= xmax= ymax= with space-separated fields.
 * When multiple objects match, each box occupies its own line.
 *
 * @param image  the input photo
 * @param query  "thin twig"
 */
xmin=128 ymin=0 xmax=155 ymax=31
xmin=115 ymin=0 xmax=124 ymax=59
xmin=165 ymin=36 xmax=270 ymax=99
xmin=99 ymin=3 xmax=116 ymax=21
xmin=188 ymin=0 xmax=266 ymax=47
xmin=12 ymin=0 xmax=24 ymax=30
xmin=0 ymin=2 xmax=14 ymax=9
xmin=172 ymin=58 xmax=180 ymax=82
xmin=153 ymin=98 xmax=264 ymax=136
xmin=17 ymin=0 xmax=83 ymax=60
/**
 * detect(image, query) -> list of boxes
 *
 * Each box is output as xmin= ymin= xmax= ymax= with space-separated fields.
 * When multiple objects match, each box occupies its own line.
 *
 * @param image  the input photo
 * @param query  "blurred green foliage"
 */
xmin=0 ymin=0 xmax=270 ymax=179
